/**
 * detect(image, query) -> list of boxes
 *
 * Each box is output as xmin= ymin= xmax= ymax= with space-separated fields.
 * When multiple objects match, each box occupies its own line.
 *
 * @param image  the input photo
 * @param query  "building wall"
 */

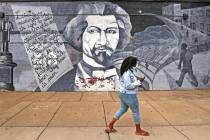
xmin=0 ymin=1 xmax=210 ymax=92
xmin=162 ymin=4 xmax=210 ymax=35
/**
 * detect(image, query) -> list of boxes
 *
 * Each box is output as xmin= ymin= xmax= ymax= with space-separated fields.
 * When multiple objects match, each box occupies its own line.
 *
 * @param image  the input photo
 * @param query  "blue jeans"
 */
xmin=114 ymin=92 xmax=140 ymax=124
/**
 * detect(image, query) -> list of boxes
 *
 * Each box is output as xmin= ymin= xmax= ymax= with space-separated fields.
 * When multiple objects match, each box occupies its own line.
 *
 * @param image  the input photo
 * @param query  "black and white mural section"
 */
xmin=0 ymin=2 xmax=210 ymax=91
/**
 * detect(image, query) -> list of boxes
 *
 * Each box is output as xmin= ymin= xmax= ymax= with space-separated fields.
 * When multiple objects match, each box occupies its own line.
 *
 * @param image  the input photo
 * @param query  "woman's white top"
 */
xmin=119 ymin=69 xmax=141 ymax=94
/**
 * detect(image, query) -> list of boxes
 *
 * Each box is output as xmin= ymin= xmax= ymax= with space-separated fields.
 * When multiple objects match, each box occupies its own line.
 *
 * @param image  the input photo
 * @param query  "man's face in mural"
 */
xmin=82 ymin=15 xmax=119 ymax=67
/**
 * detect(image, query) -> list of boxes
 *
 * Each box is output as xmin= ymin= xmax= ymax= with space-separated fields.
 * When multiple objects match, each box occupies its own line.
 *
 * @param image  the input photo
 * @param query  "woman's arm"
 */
xmin=123 ymin=71 xmax=141 ymax=90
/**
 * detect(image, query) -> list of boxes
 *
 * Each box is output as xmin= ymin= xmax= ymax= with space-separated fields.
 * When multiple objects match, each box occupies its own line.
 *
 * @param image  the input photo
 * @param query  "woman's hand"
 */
xmin=137 ymin=76 xmax=145 ymax=82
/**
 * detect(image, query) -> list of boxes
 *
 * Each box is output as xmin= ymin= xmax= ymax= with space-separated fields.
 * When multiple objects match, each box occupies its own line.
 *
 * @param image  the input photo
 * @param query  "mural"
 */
xmin=0 ymin=1 xmax=210 ymax=92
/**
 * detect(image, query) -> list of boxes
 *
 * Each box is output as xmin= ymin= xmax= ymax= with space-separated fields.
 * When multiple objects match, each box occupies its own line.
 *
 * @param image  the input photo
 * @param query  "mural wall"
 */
xmin=0 ymin=1 xmax=210 ymax=92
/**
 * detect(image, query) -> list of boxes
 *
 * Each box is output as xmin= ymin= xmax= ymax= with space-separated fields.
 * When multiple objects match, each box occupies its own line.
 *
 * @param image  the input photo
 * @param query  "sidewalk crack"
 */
xmin=102 ymin=101 xmax=111 ymax=140
xmin=0 ymin=102 xmax=33 ymax=127
xmin=146 ymin=100 xmax=191 ymax=140
xmin=36 ymin=102 xmax=63 ymax=140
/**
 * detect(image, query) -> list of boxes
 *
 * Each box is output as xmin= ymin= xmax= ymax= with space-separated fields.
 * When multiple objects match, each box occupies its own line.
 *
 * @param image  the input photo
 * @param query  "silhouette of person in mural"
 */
xmin=203 ymin=69 xmax=210 ymax=85
xmin=186 ymin=30 xmax=189 ymax=38
xmin=62 ymin=2 xmax=132 ymax=91
xmin=1 ymin=16 xmax=13 ymax=53
xmin=0 ymin=12 xmax=4 ymax=52
xmin=176 ymin=43 xmax=198 ymax=87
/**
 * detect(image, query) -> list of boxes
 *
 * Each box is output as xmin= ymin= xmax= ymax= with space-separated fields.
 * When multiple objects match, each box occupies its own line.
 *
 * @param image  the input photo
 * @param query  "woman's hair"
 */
xmin=120 ymin=56 xmax=137 ymax=76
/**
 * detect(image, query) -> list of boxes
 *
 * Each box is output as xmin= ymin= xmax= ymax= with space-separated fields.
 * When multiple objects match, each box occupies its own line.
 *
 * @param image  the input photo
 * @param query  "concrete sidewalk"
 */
xmin=0 ymin=90 xmax=210 ymax=140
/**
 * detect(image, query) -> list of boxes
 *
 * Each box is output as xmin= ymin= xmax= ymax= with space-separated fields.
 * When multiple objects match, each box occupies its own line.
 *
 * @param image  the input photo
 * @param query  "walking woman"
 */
xmin=105 ymin=56 xmax=149 ymax=136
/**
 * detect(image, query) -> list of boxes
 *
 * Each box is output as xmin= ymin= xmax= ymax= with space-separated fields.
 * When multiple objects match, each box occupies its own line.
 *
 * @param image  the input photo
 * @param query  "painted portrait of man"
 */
xmin=63 ymin=2 xmax=132 ymax=91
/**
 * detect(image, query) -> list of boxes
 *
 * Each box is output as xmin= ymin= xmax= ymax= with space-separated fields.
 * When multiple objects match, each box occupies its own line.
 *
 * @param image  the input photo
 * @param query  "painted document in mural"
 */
xmin=11 ymin=5 xmax=73 ymax=91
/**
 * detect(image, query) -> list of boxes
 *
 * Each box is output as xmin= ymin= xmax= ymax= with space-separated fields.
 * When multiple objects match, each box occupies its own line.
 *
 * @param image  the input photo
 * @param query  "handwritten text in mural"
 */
xmin=11 ymin=6 xmax=73 ymax=91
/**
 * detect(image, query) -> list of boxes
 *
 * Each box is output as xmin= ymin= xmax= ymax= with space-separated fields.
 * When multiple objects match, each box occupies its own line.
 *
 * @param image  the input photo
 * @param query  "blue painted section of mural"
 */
xmin=0 ymin=2 xmax=210 ymax=91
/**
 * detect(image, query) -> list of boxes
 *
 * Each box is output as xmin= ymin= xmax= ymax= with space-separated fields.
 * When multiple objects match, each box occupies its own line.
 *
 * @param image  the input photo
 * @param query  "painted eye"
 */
xmin=106 ymin=29 xmax=117 ymax=34
xmin=87 ymin=28 xmax=100 ymax=34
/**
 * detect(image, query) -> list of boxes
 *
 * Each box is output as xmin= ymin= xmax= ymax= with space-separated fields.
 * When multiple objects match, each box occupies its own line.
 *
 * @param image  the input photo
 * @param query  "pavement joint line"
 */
xmin=185 ymin=100 xmax=210 ymax=114
xmin=144 ymin=101 xmax=172 ymax=126
xmin=169 ymin=123 xmax=210 ymax=126
xmin=29 ymin=101 xmax=83 ymax=103
xmin=36 ymin=102 xmax=63 ymax=140
xmin=78 ymin=100 xmax=114 ymax=102
xmin=0 ymin=101 xmax=22 ymax=116
xmin=140 ymin=94 xmax=156 ymax=101
xmin=146 ymin=100 xmax=191 ymax=140
xmin=46 ymin=93 xmax=83 ymax=102
xmin=40 ymin=125 xmax=107 ymax=127
xmin=195 ymin=98 xmax=210 ymax=100
xmin=45 ymin=93 xmax=57 ymax=101
xmin=1 ymin=124 xmax=210 ymax=128
xmin=0 ymin=101 xmax=33 ymax=127
xmin=0 ymin=126 xmax=109 ymax=128
xmin=141 ymin=93 xmax=154 ymax=101
xmin=172 ymin=123 xmax=210 ymax=137
xmin=38 ymin=94 xmax=58 ymax=102
xmin=2 ymin=123 xmax=210 ymax=128
xmin=16 ymin=93 xmax=37 ymax=102
xmin=102 ymin=101 xmax=111 ymax=140
xmin=61 ymin=101 xmax=103 ymax=103
xmin=102 ymin=101 xmax=108 ymax=127
xmin=0 ymin=126 xmax=45 ymax=128
xmin=109 ymin=92 xmax=116 ymax=102
xmin=15 ymin=93 xmax=33 ymax=102
xmin=79 ymin=92 xmax=84 ymax=101
xmin=101 ymin=100 xmax=117 ymax=102
xmin=10 ymin=94 xmax=32 ymax=106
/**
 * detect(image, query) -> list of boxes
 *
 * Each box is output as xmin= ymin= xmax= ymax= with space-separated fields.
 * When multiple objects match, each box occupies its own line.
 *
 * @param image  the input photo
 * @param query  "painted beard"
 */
xmin=91 ymin=45 xmax=114 ymax=67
